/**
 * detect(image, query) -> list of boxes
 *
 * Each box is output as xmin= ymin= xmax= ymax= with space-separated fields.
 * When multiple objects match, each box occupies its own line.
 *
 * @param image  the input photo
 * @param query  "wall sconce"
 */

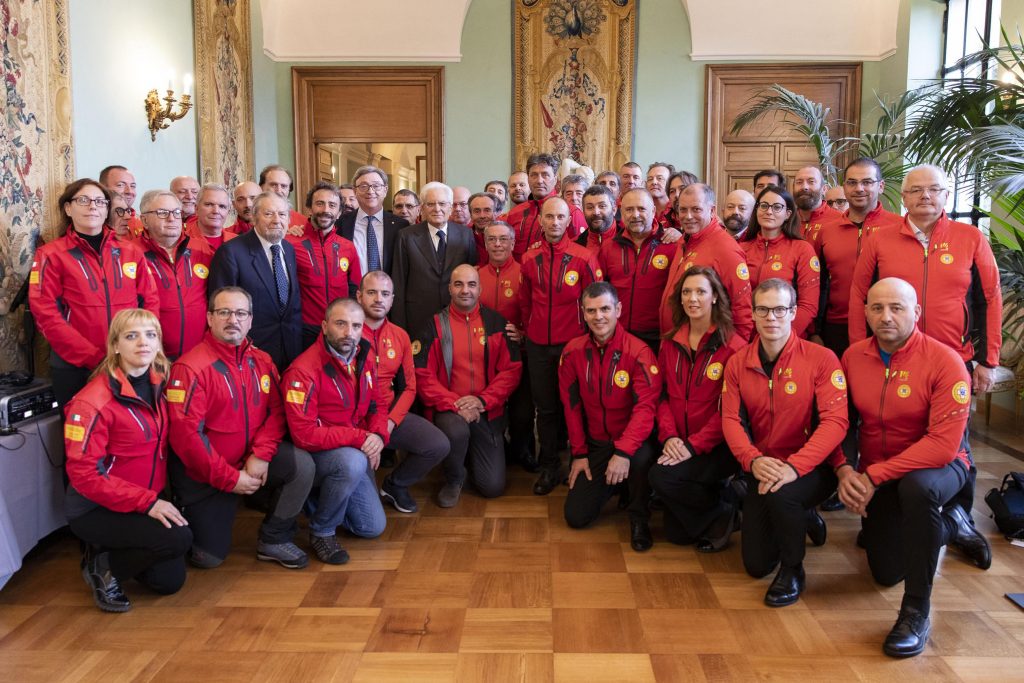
xmin=145 ymin=73 xmax=193 ymax=141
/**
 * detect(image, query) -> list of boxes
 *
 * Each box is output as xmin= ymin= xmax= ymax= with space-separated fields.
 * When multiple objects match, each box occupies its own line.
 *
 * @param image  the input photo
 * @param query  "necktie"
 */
xmin=436 ymin=228 xmax=446 ymax=267
xmin=270 ymin=243 xmax=288 ymax=309
xmin=366 ymin=215 xmax=381 ymax=273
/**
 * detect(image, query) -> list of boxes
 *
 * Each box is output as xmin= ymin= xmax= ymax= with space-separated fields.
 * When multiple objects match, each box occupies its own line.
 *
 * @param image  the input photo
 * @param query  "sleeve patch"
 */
xmin=65 ymin=424 xmax=85 ymax=441
xmin=952 ymin=381 xmax=970 ymax=404
xmin=286 ymin=389 xmax=307 ymax=404
xmin=830 ymin=369 xmax=847 ymax=391
xmin=166 ymin=389 xmax=186 ymax=403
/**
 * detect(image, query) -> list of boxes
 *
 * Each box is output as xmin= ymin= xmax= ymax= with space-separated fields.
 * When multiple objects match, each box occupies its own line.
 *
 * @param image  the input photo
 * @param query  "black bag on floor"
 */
xmin=985 ymin=472 xmax=1024 ymax=538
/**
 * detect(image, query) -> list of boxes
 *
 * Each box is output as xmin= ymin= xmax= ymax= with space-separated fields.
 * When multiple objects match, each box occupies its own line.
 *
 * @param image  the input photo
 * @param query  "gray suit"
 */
xmin=391 ymin=221 xmax=477 ymax=337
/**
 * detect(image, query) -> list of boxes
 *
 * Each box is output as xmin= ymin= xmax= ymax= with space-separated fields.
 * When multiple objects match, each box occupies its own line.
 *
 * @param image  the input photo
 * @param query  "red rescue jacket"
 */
xmin=657 ymin=325 xmax=745 ymax=454
xmin=30 ymin=229 xmax=160 ymax=369
xmin=520 ymin=237 xmax=602 ymax=346
xmin=598 ymin=232 xmax=676 ymax=337
xmin=841 ymin=330 xmax=971 ymax=485
xmin=64 ymin=368 xmax=168 ymax=515
xmin=282 ymin=335 xmax=389 ymax=453
xmin=849 ymin=213 xmax=1002 ymax=366
xmin=575 ymin=227 xmax=617 ymax=255
xmin=139 ymin=234 xmax=214 ymax=360
xmin=660 ymin=219 xmax=753 ymax=340
xmin=478 ymin=259 xmax=525 ymax=328
xmin=800 ymin=203 xmax=840 ymax=243
xmin=364 ymin=319 xmax=416 ymax=426
xmin=167 ymin=332 xmax=285 ymax=491
xmin=286 ymin=222 xmax=362 ymax=327
xmin=559 ymin=324 xmax=661 ymax=458
xmin=722 ymin=333 xmax=848 ymax=475
xmin=740 ymin=232 xmax=820 ymax=337
xmin=413 ymin=304 xmax=522 ymax=418
xmin=183 ymin=221 xmax=237 ymax=252
xmin=502 ymin=190 xmax=587 ymax=262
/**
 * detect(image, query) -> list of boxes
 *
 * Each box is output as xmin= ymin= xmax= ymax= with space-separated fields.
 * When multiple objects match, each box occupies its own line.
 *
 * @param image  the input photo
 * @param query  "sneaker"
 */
xmin=187 ymin=546 xmax=223 ymax=569
xmin=256 ymin=540 xmax=309 ymax=569
xmin=437 ymin=481 xmax=463 ymax=508
xmin=82 ymin=551 xmax=131 ymax=613
xmin=309 ymin=534 xmax=350 ymax=565
xmin=381 ymin=477 xmax=418 ymax=513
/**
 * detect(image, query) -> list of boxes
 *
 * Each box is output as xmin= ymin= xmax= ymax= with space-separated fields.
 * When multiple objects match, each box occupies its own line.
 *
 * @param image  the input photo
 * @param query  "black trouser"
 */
xmin=50 ymin=352 xmax=92 ymax=409
xmin=69 ymin=505 xmax=192 ymax=594
xmin=387 ymin=412 xmax=450 ymax=488
xmin=564 ymin=440 xmax=654 ymax=528
xmin=862 ymin=459 xmax=966 ymax=614
xmin=435 ymin=412 xmax=507 ymax=498
xmin=648 ymin=443 xmax=739 ymax=543
xmin=301 ymin=323 xmax=320 ymax=352
xmin=741 ymin=465 xmax=837 ymax=577
xmin=526 ymin=340 xmax=566 ymax=474
xmin=630 ymin=329 xmax=661 ymax=356
xmin=949 ymin=359 xmax=978 ymax=519
xmin=506 ymin=352 xmax=536 ymax=462
xmin=820 ymin=322 xmax=850 ymax=359
xmin=169 ymin=441 xmax=314 ymax=563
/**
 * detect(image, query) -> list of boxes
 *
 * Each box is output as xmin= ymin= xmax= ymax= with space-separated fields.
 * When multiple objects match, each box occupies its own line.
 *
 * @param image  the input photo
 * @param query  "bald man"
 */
xmin=840 ymin=277 xmax=990 ymax=658
xmin=230 ymin=181 xmax=261 ymax=235
xmin=171 ymin=176 xmax=201 ymax=224
xmin=721 ymin=189 xmax=754 ymax=239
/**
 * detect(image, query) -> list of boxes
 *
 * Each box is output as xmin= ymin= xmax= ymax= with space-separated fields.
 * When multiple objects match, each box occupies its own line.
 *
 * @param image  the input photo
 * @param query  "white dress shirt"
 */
xmin=253 ymin=231 xmax=289 ymax=282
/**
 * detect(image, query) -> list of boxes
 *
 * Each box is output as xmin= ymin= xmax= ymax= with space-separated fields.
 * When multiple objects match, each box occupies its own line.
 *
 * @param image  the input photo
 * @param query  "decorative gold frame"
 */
xmin=193 ymin=0 xmax=255 ymax=189
xmin=512 ymin=0 xmax=636 ymax=172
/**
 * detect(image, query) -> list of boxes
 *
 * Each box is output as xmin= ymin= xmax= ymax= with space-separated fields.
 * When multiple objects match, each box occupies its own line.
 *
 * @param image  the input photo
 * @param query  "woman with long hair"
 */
xmin=64 ymin=309 xmax=191 ymax=612
xmin=739 ymin=185 xmax=820 ymax=337
xmin=648 ymin=266 xmax=745 ymax=552
xmin=28 ymin=178 xmax=159 ymax=405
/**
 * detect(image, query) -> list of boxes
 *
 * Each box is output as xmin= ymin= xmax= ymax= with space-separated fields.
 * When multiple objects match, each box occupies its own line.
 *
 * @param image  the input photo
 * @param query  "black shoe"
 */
xmin=883 ymin=607 xmax=931 ymax=658
xmin=696 ymin=506 xmax=740 ymax=553
xmin=806 ymin=508 xmax=827 ymax=547
xmin=82 ymin=551 xmax=131 ymax=613
xmin=764 ymin=565 xmax=805 ymax=607
xmin=533 ymin=469 xmax=561 ymax=496
xmin=380 ymin=476 xmax=418 ymax=513
xmin=820 ymin=491 xmax=845 ymax=512
xmin=944 ymin=504 xmax=992 ymax=569
xmin=856 ymin=529 xmax=866 ymax=549
xmin=630 ymin=519 xmax=654 ymax=552
xmin=380 ymin=449 xmax=396 ymax=469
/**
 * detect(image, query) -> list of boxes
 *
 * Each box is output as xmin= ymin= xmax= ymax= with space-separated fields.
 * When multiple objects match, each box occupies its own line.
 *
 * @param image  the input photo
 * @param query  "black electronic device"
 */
xmin=0 ymin=377 xmax=59 ymax=431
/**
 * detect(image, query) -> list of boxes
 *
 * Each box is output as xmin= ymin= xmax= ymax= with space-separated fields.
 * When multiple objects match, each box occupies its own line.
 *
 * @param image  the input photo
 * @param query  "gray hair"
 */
xmin=139 ymin=190 xmax=180 ymax=213
xmin=901 ymin=164 xmax=948 ymax=192
xmin=198 ymin=183 xmax=230 ymax=204
xmin=352 ymin=165 xmax=388 ymax=187
xmin=419 ymin=181 xmax=453 ymax=203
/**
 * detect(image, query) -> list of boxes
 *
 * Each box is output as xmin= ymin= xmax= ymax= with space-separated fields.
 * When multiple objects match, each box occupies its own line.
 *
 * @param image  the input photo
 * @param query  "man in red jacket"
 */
xmin=185 ymin=184 xmax=237 ymax=252
xmin=138 ymin=190 xmax=214 ymax=360
xmin=794 ymin=166 xmax=838 ymax=242
xmin=357 ymin=271 xmax=449 ymax=513
xmin=577 ymin=184 xmax=618 ymax=253
xmin=560 ymin=282 xmax=661 ymax=551
xmin=229 ymin=181 xmax=260 ymax=235
xmin=840 ymin=278 xmax=991 ymax=658
xmin=722 ymin=279 xmax=849 ymax=607
xmin=414 ymin=265 xmax=523 ymax=507
xmin=503 ymin=153 xmax=587 ymax=261
xmin=167 ymin=286 xmax=314 ymax=570
xmin=282 ymin=297 xmax=391 ymax=564
xmin=520 ymin=197 xmax=602 ymax=495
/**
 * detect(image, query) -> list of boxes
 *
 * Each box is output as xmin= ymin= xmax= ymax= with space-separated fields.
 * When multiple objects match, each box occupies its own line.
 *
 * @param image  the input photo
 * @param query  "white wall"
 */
xmin=69 ymin=0 xmax=198 ymax=201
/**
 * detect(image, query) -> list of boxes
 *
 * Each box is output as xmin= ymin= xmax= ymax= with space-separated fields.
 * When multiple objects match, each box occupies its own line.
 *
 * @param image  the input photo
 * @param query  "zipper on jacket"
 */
xmin=879 ymin=365 xmax=891 ymax=456
xmin=920 ymin=244 xmax=930 ymax=332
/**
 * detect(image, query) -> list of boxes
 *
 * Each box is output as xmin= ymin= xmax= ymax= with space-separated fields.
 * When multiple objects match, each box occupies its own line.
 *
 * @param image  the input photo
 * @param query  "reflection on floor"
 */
xmin=1 ymin=403 xmax=1022 ymax=682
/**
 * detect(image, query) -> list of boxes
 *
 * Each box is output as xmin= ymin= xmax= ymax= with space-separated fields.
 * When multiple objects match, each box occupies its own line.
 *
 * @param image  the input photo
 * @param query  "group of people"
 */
xmin=28 ymin=152 xmax=1002 ymax=658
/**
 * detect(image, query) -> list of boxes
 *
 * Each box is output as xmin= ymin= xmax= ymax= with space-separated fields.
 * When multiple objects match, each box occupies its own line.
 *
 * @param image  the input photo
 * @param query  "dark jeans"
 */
xmin=526 ymin=340 xmax=566 ymax=474
xmin=387 ymin=412 xmax=450 ymax=487
xmin=564 ymin=440 xmax=654 ymax=528
xmin=169 ymin=441 xmax=314 ymax=563
xmin=862 ymin=459 xmax=966 ymax=613
xmin=434 ymin=411 xmax=506 ymax=498
xmin=820 ymin=321 xmax=850 ymax=359
xmin=69 ymin=505 xmax=192 ymax=594
xmin=648 ymin=442 xmax=739 ymax=542
xmin=741 ymin=465 xmax=837 ymax=577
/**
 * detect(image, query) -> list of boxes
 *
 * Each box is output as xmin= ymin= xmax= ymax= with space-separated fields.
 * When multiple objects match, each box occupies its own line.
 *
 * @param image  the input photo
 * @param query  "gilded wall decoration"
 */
xmin=513 ymin=0 xmax=636 ymax=173
xmin=0 ymin=0 xmax=75 ymax=372
xmin=194 ymin=0 xmax=254 ymax=190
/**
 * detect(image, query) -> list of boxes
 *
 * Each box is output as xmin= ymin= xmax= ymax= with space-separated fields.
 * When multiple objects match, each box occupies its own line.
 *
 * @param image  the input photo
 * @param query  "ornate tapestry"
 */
xmin=513 ymin=0 xmax=636 ymax=173
xmin=194 ymin=0 xmax=254 ymax=190
xmin=0 ymin=0 xmax=75 ymax=372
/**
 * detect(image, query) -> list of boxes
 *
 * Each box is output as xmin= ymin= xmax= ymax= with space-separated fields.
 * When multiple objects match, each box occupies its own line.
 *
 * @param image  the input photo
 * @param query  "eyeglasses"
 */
xmin=902 ymin=185 xmax=947 ymax=197
xmin=71 ymin=196 xmax=109 ymax=208
xmin=753 ymin=305 xmax=794 ymax=318
xmin=113 ymin=207 xmax=133 ymax=217
xmin=844 ymin=178 xmax=879 ymax=188
xmin=825 ymin=199 xmax=849 ymax=208
xmin=211 ymin=308 xmax=252 ymax=321
xmin=756 ymin=202 xmax=787 ymax=214
xmin=484 ymin=236 xmax=513 ymax=244
xmin=355 ymin=183 xmax=386 ymax=193
xmin=142 ymin=208 xmax=183 ymax=219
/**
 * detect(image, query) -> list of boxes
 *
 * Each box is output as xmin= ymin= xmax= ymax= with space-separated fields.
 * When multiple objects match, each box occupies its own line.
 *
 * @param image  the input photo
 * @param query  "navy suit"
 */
xmin=391 ymin=221 xmax=478 ymax=337
xmin=335 ymin=211 xmax=408 ymax=276
xmin=208 ymin=230 xmax=302 ymax=370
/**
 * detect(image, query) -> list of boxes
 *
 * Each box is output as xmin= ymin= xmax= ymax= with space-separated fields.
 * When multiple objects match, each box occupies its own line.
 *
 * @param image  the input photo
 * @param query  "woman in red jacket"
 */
xmin=65 ymin=309 xmax=191 ymax=612
xmin=739 ymin=186 xmax=820 ymax=337
xmin=648 ymin=266 xmax=745 ymax=552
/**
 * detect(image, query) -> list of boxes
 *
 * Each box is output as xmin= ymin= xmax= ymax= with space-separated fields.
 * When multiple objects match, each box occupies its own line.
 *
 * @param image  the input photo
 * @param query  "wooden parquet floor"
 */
xmin=3 ymin=418 xmax=1024 ymax=682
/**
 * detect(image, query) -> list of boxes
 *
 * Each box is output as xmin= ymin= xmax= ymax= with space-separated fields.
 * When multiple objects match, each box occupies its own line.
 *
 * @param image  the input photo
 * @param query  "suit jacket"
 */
xmin=391 ymin=221 xmax=478 ymax=337
xmin=208 ymin=230 xmax=302 ymax=371
xmin=336 ymin=211 xmax=408 ymax=275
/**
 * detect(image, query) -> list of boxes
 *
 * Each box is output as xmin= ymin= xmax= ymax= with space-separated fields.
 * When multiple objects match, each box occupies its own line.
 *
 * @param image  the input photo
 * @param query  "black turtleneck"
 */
xmin=128 ymin=371 xmax=155 ymax=408
xmin=75 ymin=230 xmax=105 ymax=253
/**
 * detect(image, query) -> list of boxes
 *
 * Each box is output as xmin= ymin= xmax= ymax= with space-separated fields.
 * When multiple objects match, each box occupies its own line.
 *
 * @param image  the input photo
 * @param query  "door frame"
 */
xmin=292 ymin=66 xmax=445 ymax=203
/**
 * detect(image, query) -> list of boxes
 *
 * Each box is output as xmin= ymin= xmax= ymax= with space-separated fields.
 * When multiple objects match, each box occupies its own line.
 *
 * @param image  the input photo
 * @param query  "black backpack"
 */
xmin=985 ymin=472 xmax=1024 ymax=539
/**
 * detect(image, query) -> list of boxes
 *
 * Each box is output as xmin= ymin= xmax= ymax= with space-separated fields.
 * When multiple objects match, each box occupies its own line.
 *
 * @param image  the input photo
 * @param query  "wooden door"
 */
xmin=292 ymin=67 xmax=444 ymax=204
xmin=704 ymin=64 xmax=862 ymax=194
